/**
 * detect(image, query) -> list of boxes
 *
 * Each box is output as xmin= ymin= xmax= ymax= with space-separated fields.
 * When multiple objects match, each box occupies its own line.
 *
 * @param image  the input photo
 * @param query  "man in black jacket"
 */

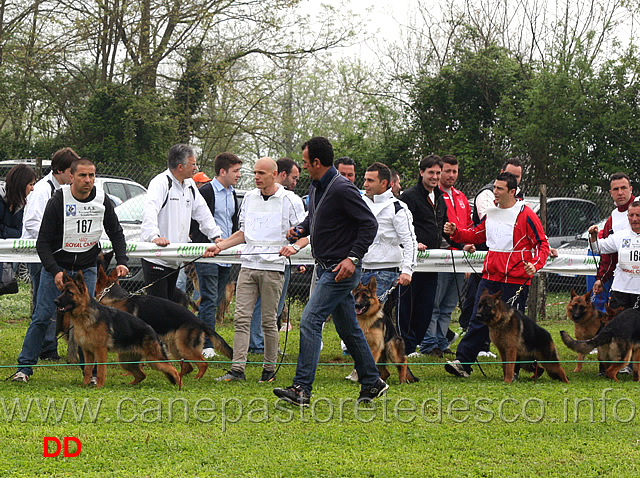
xmin=398 ymin=155 xmax=447 ymax=355
xmin=273 ymin=136 xmax=388 ymax=406
xmin=12 ymin=159 xmax=129 ymax=382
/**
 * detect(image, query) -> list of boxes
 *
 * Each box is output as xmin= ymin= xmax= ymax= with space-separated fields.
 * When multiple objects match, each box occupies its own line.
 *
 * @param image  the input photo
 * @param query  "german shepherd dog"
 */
xmin=561 ymin=308 xmax=640 ymax=382
xmin=352 ymin=277 xmax=418 ymax=384
xmin=477 ymin=290 xmax=569 ymax=384
xmin=55 ymin=271 xmax=181 ymax=388
xmin=93 ymin=266 xmax=233 ymax=379
xmin=566 ymin=289 xmax=608 ymax=372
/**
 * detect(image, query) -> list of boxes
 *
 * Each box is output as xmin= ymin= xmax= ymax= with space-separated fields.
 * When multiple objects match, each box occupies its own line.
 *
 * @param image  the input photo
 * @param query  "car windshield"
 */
xmin=115 ymin=193 xmax=145 ymax=223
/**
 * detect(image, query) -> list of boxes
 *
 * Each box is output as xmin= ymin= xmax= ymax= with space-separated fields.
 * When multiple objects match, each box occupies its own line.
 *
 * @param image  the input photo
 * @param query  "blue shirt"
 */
xmin=212 ymin=178 xmax=235 ymax=239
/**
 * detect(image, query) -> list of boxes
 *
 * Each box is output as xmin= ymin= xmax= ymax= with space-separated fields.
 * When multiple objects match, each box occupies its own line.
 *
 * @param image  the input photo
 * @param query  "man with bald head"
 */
xmin=205 ymin=157 xmax=306 ymax=382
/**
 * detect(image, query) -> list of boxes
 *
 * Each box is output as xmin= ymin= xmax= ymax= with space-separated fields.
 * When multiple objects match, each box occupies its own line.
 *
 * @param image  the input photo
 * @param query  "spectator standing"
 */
xmin=397 ymin=155 xmax=447 ymax=355
xmin=1 ymin=164 xmax=36 ymax=239
xmin=205 ymin=157 xmax=306 ymax=383
xmin=190 ymin=152 xmax=242 ymax=359
xmin=21 ymin=148 xmax=79 ymax=360
xmin=335 ymin=156 xmax=356 ymax=183
xmin=141 ymin=144 xmax=221 ymax=300
xmin=419 ymin=155 xmax=474 ymax=357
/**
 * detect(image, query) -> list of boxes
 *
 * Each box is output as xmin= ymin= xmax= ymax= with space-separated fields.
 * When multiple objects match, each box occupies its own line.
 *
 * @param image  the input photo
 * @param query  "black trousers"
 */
xmin=141 ymin=259 xmax=179 ymax=300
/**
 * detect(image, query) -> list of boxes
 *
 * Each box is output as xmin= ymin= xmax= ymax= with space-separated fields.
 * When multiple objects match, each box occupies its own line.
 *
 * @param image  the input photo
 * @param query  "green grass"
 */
xmin=0 ymin=283 xmax=638 ymax=477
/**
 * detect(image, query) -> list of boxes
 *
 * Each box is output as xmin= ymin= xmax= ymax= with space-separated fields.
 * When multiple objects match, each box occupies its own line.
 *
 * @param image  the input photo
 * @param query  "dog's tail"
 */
xmin=202 ymin=325 xmax=233 ymax=359
xmin=560 ymin=328 xmax=614 ymax=354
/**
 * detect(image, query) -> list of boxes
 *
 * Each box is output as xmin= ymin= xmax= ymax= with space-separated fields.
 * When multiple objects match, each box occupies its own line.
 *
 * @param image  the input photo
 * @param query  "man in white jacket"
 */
xmin=344 ymin=162 xmax=417 ymax=381
xmin=141 ymin=144 xmax=222 ymax=300
xmin=589 ymin=201 xmax=640 ymax=310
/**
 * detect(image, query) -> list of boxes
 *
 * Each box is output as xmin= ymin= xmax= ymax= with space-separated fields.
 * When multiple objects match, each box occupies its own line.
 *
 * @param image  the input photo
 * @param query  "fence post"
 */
xmin=528 ymin=184 xmax=547 ymax=322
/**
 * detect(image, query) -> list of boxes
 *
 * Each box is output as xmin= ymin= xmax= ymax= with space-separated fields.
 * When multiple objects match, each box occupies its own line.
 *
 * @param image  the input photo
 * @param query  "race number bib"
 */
xmin=62 ymin=186 xmax=105 ymax=252
xmin=485 ymin=202 xmax=522 ymax=252
xmin=619 ymin=235 xmax=640 ymax=275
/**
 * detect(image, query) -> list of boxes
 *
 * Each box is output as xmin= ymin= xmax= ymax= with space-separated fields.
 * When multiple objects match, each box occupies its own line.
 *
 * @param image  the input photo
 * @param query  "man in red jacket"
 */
xmin=443 ymin=171 xmax=549 ymax=378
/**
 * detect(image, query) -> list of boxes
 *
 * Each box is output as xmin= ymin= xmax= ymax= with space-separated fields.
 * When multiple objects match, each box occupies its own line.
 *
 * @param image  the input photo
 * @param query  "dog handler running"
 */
xmin=443 ymin=171 xmax=550 ymax=378
xmin=12 ymin=159 xmax=129 ymax=382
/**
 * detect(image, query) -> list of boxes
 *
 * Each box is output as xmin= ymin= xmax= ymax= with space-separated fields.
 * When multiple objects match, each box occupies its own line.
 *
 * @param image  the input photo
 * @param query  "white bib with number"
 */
xmin=244 ymin=194 xmax=286 ymax=247
xmin=618 ymin=233 xmax=640 ymax=275
xmin=485 ymin=201 xmax=523 ymax=252
xmin=62 ymin=185 xmax=105 ymax=252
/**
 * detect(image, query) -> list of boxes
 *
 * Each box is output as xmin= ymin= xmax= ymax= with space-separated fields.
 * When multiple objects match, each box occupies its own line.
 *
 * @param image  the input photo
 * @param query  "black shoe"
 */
xmin=215 ymin=370 xmax=246 ymax=382
xmin=259 ymin=369 xmax=276 ymax=383
xmin=427 ymin=348 xmax=444 ymax=358
xmin=357 ymin=379 xmax=389 ymax=403
xmin=273 ymin=384 xmax=310 ymax=407
xmin=39 ymin=352 xmax=62 ymax=361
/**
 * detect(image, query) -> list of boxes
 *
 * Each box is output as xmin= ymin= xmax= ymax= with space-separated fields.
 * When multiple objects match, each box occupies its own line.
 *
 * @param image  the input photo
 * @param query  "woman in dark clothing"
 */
xmin=0 ymin=164 xmax=37 ymax=239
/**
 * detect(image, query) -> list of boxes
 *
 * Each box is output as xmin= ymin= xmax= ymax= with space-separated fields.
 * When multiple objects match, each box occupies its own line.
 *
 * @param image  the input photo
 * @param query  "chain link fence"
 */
xmin=99 ymin=162 xmax=613 ymax=320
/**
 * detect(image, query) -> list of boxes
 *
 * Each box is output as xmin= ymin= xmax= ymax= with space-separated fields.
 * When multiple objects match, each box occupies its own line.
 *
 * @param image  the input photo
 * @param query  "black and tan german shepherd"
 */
xmin=566 ymin=289 xmax=608 ymax=372
xmin=477 ymin=290 xmax=569 ymax=384
xmin=54 ymin=271 xmax=181 ymax=388
xmin=93 ymin=266 xmax=233 ymax=379
xmin=561 ymin=307 xmax=640 ymax=382
xmin=352 ymin=277 xmax=418 ymax=384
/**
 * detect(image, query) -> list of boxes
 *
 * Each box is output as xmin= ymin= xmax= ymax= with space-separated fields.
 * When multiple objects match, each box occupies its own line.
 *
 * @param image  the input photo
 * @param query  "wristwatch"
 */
xmin=291 ymin=244 xmax=301 ymax=252
xmin=347 ymin=256 xmax=360 ymax=265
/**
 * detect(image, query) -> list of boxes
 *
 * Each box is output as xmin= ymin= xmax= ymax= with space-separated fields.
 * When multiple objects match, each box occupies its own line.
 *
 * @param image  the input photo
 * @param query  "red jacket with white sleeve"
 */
xmin=441 ymin=186 xmax=473 ymax=250
xmin=451 ymin=200 xmax=550 ymax=285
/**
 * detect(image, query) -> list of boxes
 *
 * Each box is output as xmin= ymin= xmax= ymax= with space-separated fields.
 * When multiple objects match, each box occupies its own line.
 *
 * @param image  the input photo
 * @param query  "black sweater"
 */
xmin=399 ymin=180 xmax=447 ymax=249
xmin=297 ymin=167 xmax=377 ymax=263
xmin=37 ymin=188 xmax=128 ymax=275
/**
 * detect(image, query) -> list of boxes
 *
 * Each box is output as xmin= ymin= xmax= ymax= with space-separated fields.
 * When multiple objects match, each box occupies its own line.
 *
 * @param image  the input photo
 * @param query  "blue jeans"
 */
xmin=420 ymin=272 xmax=465 ymax=353
xmin=249 ymin=265 xmax=291 ymax=353
xmin=398 ymin=271 xmax=438 ymax=354
xmin=18 ymin=267 xmax=97 ymax=376
xmin=27 ymin=263 xmax=58 ymax=356
xmin=455 ymin=278 xmax=529 ymax=369
xmin=194 ymin=263 xmax=231 ymax=348
xmin=360 ymin=270 xmax=399 ymax=303
xmin=292 ymin=265 xmax=380 ymax=394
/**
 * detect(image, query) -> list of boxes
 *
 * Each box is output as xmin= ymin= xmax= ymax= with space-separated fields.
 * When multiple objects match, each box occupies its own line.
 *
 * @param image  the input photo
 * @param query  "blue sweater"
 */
xmin=297 ymin=167 xmax=377 ymax=263
xmin=0 ymin=196 xmax=24 ymax=239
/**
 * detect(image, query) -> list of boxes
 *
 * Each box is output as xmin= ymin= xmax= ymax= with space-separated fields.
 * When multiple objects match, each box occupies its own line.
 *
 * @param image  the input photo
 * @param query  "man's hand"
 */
xmin=549 ymin=248 xmax=559 ymax=258
xmin=417 ymin=242 xmax=427 ymax=252
xmin=523 ymin=261 xmax=536 ymax=276
xmin=443 ymin=222 xmax=457 ymax=235
xmin=593 ymin=279 xmax=603 ymax=295
xmin=588 ymin=224 xmax=599 ymax=242
xmin=153 ymin=237 xmax=170 ymax=247
xmin=115 ymin=265 xmax=129 ymax=277
xmin=462 ymin=244 xmax=476 ymax=253
xmin=54 ymin=271 xmax=65 ymax=290
xmin=395 ymin=273 xmax=411 ymax=287
xmin=203 ymin=244 xmax=221 ymax=257
xmin=287 ymin=226 xmax=303 ymax=241
xmin=333 ymin=258 xmax=355 ymax=282
xmin=280 ymin=245 xmax=299 ymax=258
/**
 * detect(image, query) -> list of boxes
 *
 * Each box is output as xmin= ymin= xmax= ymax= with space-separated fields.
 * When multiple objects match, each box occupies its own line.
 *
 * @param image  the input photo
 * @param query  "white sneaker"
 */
xmin=477 ymin=351 xmax=497 ymax=358
xmin=589 ymin=348 xmax=598 ymax=355
xmin=408 ymin=351 xmax=423 ymax=358
xmin=202 ymin=348 xmax=217 ymax=359
xmin=341 ymin=340 xmax=348 ymax=353
xmin=11 ymin=372 xmax=28 ymax=383
xmin=345 ymin=369 xmax=359 ymax=381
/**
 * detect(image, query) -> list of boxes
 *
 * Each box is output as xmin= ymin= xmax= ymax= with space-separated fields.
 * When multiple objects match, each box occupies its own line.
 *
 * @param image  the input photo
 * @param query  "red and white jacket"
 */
xmin=441 ymin=186 xmax=473 ymax=250
xmin=451 ymin=200 xmax=550 ymax=285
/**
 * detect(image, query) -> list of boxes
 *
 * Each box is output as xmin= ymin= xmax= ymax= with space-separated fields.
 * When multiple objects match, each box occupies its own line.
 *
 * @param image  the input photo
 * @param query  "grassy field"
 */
xmin=0 ymin=283 xmax=638 ymax=477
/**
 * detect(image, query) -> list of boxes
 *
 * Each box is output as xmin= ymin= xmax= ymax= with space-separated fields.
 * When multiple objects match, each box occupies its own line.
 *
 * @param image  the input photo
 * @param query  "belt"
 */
xmin=315 ymin=258 xmax=344 ymax=269
xmin=361 ymin=267 xmax=399 ymax=273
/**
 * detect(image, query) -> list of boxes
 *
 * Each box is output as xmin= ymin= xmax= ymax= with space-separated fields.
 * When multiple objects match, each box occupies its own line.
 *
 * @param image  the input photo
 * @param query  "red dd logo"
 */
xmin=43 ymin=437 xmax=82 ymax=457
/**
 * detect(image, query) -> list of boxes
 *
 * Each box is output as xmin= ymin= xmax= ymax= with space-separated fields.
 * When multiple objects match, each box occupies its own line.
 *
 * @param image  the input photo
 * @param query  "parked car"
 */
xmin=524 ymin=196 xmax=602 ymax=249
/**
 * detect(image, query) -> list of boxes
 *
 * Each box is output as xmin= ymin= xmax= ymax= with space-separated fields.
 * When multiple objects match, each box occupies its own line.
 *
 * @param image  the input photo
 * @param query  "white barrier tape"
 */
xmin=0 ymin=239 xmax=596 ymax=275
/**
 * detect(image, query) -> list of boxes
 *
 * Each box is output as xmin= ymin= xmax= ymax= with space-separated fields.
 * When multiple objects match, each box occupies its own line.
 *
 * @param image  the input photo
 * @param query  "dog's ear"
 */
xmin=480 ymin=289 xmax=490 ymax=298
xmin=367 ymin=276 xmax=378 ymax=294
xmin=582 ymin=289 xmax=592 ymax=300
xmin=108 ymin=268 xmax=119 ymax=282
xmin=61 ymin=271 xmax=73 ymax=284
xmin=491 ymin=290 xmax=503 ymax=300
xmin=570 ymin=289 xmax=577 ymax=298
xmin=97 ymin=264 xmax=107 ymax=282
xmin=73 ymin=270 xmax=87 ymax=292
